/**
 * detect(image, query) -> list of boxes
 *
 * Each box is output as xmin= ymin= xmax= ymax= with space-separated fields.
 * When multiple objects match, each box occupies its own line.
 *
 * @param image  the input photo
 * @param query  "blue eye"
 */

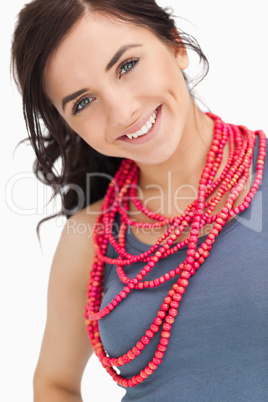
xmin=73 ymin=97 xmax=94 ymax=115
xmin=119 ymin=58 xmax=139 ymax=77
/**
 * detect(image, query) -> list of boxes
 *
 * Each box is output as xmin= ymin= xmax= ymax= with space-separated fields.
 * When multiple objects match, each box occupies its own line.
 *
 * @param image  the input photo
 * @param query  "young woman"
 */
xmin=11 ymin=0 xmax=267 ymax=401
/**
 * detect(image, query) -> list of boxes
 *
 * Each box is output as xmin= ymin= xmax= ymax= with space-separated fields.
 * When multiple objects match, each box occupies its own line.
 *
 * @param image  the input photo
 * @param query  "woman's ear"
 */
xmin=175 ymin=46 xmax=189 ymax=70
xmin=171 ymin=28 xmax=189 ymax=70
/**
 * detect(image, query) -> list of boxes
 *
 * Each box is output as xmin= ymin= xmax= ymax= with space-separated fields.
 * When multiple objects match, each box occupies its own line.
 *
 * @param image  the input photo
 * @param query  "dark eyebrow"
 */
xmin=62 ymin=88 xmax=88 ymax=112
xmin=106 ymin=44 xmax=143 ymax=71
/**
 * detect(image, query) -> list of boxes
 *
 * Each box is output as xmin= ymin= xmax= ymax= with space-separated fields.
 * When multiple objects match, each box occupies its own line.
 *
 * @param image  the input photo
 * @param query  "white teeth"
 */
xmin=141 ymin=125 xmax=148 ymax=134
xmin=126 ymin=109 xmax=158 ymax=140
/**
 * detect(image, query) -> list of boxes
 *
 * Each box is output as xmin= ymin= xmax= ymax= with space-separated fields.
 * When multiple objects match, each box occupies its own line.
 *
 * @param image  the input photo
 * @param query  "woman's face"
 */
xmin=44 ymin=13 xmax=190 ymax=165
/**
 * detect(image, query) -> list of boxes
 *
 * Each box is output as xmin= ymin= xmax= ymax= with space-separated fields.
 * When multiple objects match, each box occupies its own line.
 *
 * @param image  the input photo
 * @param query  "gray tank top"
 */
xmin=99 ymin=138 xmax=268 ymax=401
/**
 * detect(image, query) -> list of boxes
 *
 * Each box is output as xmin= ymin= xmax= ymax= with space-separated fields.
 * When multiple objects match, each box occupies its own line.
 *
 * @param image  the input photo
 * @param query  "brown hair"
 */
xmin=11 ymin=0 xmax=209 ymax=226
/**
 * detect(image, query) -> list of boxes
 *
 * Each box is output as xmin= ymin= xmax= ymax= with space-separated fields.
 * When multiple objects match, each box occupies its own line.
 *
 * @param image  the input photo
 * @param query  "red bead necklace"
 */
xmin=84 ymin=114 xmax=266 ymax=388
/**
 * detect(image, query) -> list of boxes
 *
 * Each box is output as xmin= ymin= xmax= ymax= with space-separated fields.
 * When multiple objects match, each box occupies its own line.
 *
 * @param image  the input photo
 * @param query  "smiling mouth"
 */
xmin=125 ymin=109 xmax=157 ymax=140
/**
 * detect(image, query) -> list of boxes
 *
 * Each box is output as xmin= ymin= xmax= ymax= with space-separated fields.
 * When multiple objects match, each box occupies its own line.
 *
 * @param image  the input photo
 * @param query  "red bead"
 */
xmin=187 ymin=249 xmax=196 ymax=258
xmin=170 ymin=301 xmax=180 ymax=309
xmin=203 ymin=250 xmax=210 ymax=258
xmin=163 ymin=323 xmax=172 ymax=331
xmin=161 ymin=303 xmax=170 ymax=311
xmin=193 ymin=262 xmax=200 ymax=270
xmin=153 ymin=357 xmax=162 ymax=365
xmin=183 ymin=264 xmax=192 ymax=272
xmin=124 ymin=286 xmax=131 ymax=293
xmin=150 ymin=324 xmax=160 ymax=333
xmin=127 ymin=350 xmax=136 ymax=360
xmin=181 ymin=271 xmax=191 ymax=279
xmin=135 ymin=375 xmax=144 ymax=383
xmin=122 ymin=379 xmax=129 ymax=387
xmin=154 ymin=317 xmax=163 ymax=325
xmin=172 ymin=293 xmax=182 ymax=302
xmin=178 ymin=278 xmax=189 ymax=287
xmin=198 ymin=256 xmax=205 ymax=264
xmin=145 ymin=329 xmax=154 ymax=338
xmin=201 ymin=243 xmax=208 ymax=251
xmin=160 ymin=337 xmax=170 ymax=346
xmin=149 ymin=362 xmax=158 ymax=370
xmin=164 ymin=296 xmax=172 ymax=304
xmin=123 ymin=354 xmax=131 ymax=363
xmin=118 ymin=357 xmax=125 ymax=365
xmin=140 ymin=370 xmax=148 ymax=379
xmin=141 ymin=336 xmax=150 ymax=345
xmin=169 ymin=308 xmax=178 ymax=317
xmin=155 ymin=350 xmax=164 ymax=358
xmin=176 ymin=286 xmax=186 ymax=294
xmin=145 ymin=366 xmax=153 ymax=375
xmin=165 ymin=315 xmax=175 ymax=324
xmin=131 ymin=377 xmax=139 ymax=385
xmin=132 ymin=346 xmax=141 ymax=356
xmin=157 ymin=344 xmax=167 ymax=352
xmin=136 ymin=341 xmax=145 ymax=350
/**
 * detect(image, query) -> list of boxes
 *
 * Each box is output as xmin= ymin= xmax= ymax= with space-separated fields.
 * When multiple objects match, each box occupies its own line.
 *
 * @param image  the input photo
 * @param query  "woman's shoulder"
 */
xmin=51 ymin=199 xmax=104 ymax=282
xmin=66 ymin=198 xmax=104 ymax=236
xmin=60 ymin=198 xmax=103 ymax=249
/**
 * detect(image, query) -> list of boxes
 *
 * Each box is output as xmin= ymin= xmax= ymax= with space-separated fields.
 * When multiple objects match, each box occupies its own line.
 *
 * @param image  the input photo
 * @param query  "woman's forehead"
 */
xmin=46 ymin=14 xmax=161 ymax=72
xmin=67 ymin=13 xmax=152 ymax=45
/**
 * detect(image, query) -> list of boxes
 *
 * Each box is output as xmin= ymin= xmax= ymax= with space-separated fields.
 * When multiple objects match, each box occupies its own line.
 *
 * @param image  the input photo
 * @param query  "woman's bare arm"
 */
xmin=33 ymin=201 xmax=103 ymax=401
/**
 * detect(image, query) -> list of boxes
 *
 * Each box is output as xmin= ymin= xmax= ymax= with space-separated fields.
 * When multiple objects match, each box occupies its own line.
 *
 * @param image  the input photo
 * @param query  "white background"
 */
xmin=2 ymin=1 xmax=268 ymax=401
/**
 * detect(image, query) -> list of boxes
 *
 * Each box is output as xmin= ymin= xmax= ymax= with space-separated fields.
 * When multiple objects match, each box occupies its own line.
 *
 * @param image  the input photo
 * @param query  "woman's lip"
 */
xmin=117 ymin=107 xmax=159 ymax=140
xmin=118 ymin=105 xmax=162 ymax=145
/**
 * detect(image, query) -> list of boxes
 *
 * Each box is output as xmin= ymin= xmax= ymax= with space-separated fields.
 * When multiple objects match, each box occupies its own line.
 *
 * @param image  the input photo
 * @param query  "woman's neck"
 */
xmin=135 ymin=102 xmax=217 ymax=218
xmin=137 ymin=102 xmax=215 ymax=190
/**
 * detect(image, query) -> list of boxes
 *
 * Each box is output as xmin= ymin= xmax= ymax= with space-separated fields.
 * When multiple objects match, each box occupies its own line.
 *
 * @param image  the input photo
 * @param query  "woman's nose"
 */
xmin=103 ymin=86 xmax=140 ymax=128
